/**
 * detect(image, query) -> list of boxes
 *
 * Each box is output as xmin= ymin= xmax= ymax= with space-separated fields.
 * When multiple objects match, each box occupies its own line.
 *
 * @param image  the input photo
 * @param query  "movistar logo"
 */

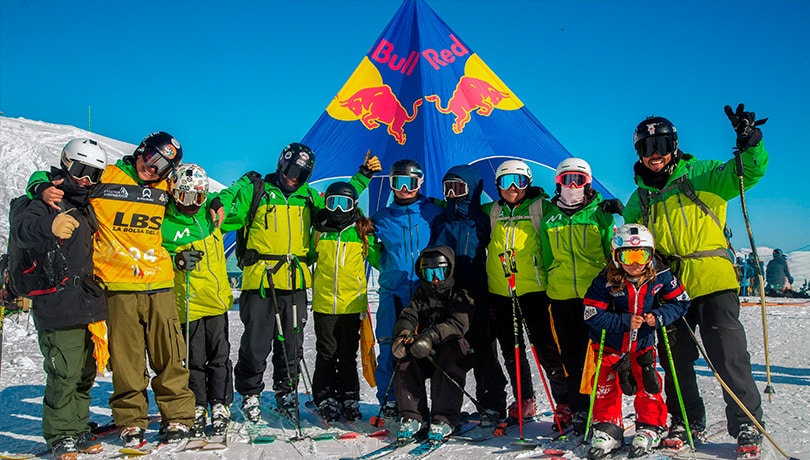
xmin=174 ymin=228 xmax=191 ymax=241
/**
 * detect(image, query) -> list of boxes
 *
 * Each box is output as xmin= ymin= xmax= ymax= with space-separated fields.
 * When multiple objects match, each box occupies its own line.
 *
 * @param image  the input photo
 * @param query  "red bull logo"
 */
xmin=339 ymin=85 xmax=422 ymax=145
xmin=425 ymin=76 xmax=509 ymax=134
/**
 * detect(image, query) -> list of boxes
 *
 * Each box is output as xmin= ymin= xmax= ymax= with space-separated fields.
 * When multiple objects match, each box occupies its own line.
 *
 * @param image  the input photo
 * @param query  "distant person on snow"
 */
xmin=28 ymin=132 xmax=197 ymax=446
xmin=216 ymin=144 xmax=380 ymax=423
xmin=15 ymin=139 xmax=109 ymax=460
xmin=310 ymin=181 xmax=381 ymax=422
xmin=582 ymin=224 xmax=690 ymax=460
xmin=391 ymin=246 xmax=474 ymax=443
xmin=766 ymin=248 xmax=793 ymax=295
xmin=622 ymin=106 xmax=768 ymax=456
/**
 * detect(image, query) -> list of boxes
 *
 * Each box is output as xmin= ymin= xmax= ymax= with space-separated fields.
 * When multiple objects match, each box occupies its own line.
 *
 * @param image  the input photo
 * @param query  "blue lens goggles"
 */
xmin=325 ymin=195 xmax=355 ymax=212
xmin=390 ymin=175 xmax=421 ymax=192
xmin=421 ymin=266 xmax=448 ymax=282
xmin=497 ymin=173 xmax=530 ymax=190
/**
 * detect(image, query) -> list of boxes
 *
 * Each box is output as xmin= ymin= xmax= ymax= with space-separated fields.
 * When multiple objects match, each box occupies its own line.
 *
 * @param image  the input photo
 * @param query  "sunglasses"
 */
xmin=616 ymin=247 xmax=653 ymax=265
xmin=556 ymin=172 xmax=590 ymax=188
xmin=141 ymin=147 xmax=174 ymax=178
xmin=496 ymin=173 xmax=530 ymax=190
xmin=390 ymin=175 xmax=422 ymax=192
xmin=443 ymin=179 xmax=469 ymax=199
xmin=325 ymin=195 xmax=355 ymax=212
xmin=636 ymin=136 xmax=676 ymax=158
xmin=65 ymin=160 xmax=104 ymax=184
xmin=420 ymin=266 xmax=448 ymax=282
xmin=173 ymin=190 xmax=207 ymax=207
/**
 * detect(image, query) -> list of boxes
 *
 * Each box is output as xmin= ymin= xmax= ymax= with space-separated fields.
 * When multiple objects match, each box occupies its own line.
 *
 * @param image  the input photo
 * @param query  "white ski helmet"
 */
xmin=170 ymin=163 xmax=209 ymax=209
xmin=555 ymin=157 xmax=592 ymax=178
xmin=60 ymin=138 xmax=108 ymax=183
xmin=611 ymin=223 xmax=655 ymax=267
xmin=495 ymin=159 xmax=532 ymax=183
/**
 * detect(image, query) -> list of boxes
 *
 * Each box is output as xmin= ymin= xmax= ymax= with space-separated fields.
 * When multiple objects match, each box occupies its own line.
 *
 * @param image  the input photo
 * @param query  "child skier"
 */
xmin=163 ymin=164 xmax=237 ymax=439
xmin=582 ymin=224 xmax=690 ymax=459
xmin=391 ymin=246 xmax=474 ymax=444
xmin=310 ymin=181 xmax=380 ymax=421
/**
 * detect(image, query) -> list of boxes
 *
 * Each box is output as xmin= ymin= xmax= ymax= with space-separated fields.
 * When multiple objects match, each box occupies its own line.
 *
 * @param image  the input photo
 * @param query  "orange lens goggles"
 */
xmin=617 ymin=247 xmax=652 ymax=265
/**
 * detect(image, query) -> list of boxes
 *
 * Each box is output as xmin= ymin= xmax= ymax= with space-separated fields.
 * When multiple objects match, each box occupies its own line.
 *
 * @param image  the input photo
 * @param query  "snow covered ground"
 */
xmin=1 ymin=297 xmax=807 ymax=459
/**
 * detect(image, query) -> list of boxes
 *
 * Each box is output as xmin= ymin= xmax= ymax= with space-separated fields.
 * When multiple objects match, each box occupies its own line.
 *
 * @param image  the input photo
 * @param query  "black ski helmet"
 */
xmin=389 ymin=159 xmax=424 ymax=191
xmin=325 ymin=181 xmax=359 ymax=202
xmin=633 ymin=116 xmax=679 ymax=158
xmin=277 ymin=143 xmax=315 ymax=193
xmin=134 ymin=131 xmax=184 ymax=180
xmin=416 ymin=246 xmax=453 ymax=283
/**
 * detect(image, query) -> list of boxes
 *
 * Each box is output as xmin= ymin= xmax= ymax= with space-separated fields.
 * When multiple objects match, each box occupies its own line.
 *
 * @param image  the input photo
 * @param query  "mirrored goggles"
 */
xmin=616 ymin=247 xmax=653 ymax=265
xmin=65 ymin=160 xmax=104 ymax=184
xmin=496 ymin=173 xmax=530 ymax=190
xmin=556 ymin=172 xmax=590 ymax=188
xmin=280 ymin=162 xmax=312 ymax=184
xmin=636 ymin=135 xmax=675 ymax=158
xmin=173 ymin=190 xmax=207 ymax=207
xmin=325 ymin=195 xmax=355 ymax=212
xmin=420 ymin=266 xmax=448 ymax=282
xmin=390 ymin=175 xmax=421 ymax=192
xmin=443 ymin=179 xmax=469 ymax=199
xmin=142 ymin=147 xmax=174 ymax=178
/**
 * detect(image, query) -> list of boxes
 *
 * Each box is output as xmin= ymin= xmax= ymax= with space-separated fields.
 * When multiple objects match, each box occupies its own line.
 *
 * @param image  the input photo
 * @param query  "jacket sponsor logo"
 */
xmin=174 ymin=227 xmax=191 ymax=242
xmin=584 ymin=305 xmax=598 ymax=320
xmin=113 ymin=212 xmax=162 ymax=234
xmin=104 ymin=186 xmax=129 ymax=199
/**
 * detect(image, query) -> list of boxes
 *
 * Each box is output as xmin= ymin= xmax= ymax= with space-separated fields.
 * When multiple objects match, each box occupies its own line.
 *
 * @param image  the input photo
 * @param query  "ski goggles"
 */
xmin=420 ymin=266 xmax=449 ymax=282
xmin=556 ymin=172 xmax=591 ymax=188
xmin=173 ymin=190 xmax=207 ymax=207
xmin=496 ymin=173 xmax=530 ymax=190
xmin=390 ymin=175 xmax=422 ymax=192
xmin=616 ymin=247 xmax=653 ymax=266
xmin=64 ymin=160 xmax=104 ymax=184
xmin=325 ymin=195 xmax=356 ymax=212
xmin=443 ymin=179 xmax=469 ymax=199
xmin=635 ymin=135 xmax=676 ymax=158
xmin=141 ymin=147 xmax=175 ymax=179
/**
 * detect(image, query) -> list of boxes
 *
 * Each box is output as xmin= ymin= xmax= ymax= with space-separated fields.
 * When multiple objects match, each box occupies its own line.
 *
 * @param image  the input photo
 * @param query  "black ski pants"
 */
xmin=395 ymin=338 xmax=472 ymax=426
xmin=550 ymin=297 xmax=590 ymax=414
xmin=234 ymin=288 xmax=307 ymax=397
xmin=184 ymin=312 xmax=234 ymax=407
xmin=312 ymin=311 xmax=362 ymax=405
xmin=657 ymin=289 xmax=763 ymax=437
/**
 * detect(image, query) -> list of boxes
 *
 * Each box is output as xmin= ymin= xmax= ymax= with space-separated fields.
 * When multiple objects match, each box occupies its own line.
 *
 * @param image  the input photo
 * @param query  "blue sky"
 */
xmin=1 ymin=0 xmax=808 ymax=251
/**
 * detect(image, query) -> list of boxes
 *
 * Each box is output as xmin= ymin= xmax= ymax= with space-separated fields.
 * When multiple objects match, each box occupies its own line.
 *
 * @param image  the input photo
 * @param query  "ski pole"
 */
xmin=680 ymin=317 xmax=796 ymax=460
xmin=733 ymin=150 xmax=775 ymax=401
xmin=369 ymin=359 xmax=400 ymax=428
xmin=184 ymin=270 xmax=191 ymax=369
xmin=424 ymin=351 xmax=486 ymax=413
xmin=659 ymin=324 xmax=695 ymax=451
xmin=583 ymin=329 xmax=606 ymax=442
xmin=289 ymin=257 xmax=304 ymax=426
xmin=498 ymin=252 xmax=526 ymax=440
xmin=266 ymin=270 xmax=303 ymax=438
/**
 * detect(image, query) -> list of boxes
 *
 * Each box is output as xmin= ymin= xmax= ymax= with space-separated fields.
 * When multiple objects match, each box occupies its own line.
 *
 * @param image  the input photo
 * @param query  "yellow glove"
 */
xmin=51 ymin=211 xmax=80 ymax=239
xmin=363 ymin=150 xmax=382 ymax=173
xmin=88 ymin=321 xmax=109 ymax=376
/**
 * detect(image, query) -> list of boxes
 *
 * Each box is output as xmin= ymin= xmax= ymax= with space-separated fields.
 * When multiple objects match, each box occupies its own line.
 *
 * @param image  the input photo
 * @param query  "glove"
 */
xmin=636 ymin=348 xmax=661 ymax=394
xmin=599 ymin=198 xmax=624 ymax=215
xmin=51 ymin=211 xmax=80 ymax=239
xmin=392 ymin=330 xmax=413 ymax=359
xmin=409 ymin=333 xmax=434 ymax=359
xmin=724 ymin=103 xmax=767 ymax=151
xmin=359 ymin=149 xmax=382 ymax=178
xmin=611 ymin=353 xmax=638 ymax=396
xmin=175 ymin=250 xmax=204 ymax=271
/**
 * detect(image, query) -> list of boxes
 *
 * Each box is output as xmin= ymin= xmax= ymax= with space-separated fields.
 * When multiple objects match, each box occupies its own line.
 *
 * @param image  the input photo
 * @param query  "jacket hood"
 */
xmin=443 ymin=165 xmax=483 ymax=219
xmin=416 ymin=245 xmax=456 ymax=294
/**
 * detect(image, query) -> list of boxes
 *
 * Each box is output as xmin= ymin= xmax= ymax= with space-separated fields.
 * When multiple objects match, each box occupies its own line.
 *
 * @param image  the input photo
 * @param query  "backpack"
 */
xmin=488 ymin=198 xmax=545 ymax=237
xmin=234 ymin=171 xmax=265 ymax=269
xmin=6 ymin=195 xmax=67 ymax=297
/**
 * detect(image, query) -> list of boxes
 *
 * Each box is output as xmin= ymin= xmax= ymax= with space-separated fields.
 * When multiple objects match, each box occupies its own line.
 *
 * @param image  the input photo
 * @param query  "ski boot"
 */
xmin=736 ymin=423 xmax=763 ymax=460
xmin=396 ymin=417 xmax=424 ymax=444
xmin=342 ymin=399 xmax=362 ymax=421
xmin=662 ymin=416 xmax=706 ymax=448
xmin=190 ymin=405 xmax=207 ymax=438
xmin=427 ymin=421 xmax=453 ymax=444
xmin=629 ymin=425 xmax=666 ymax=458
xmin=161 ymin=423 xmax=189 ymax=443
xmin=552 ymin=403 xmax=573 ymax=432
xmin=587 ymin=422 xmax=623 ymax=460
xmin=381 ymin=400 xmax=399 ymax=419
xmin=317 ymin=397 xmax=342 ymax=422
xmin=211 ymin=402 xmax=231 ymax=437
xmin=241 ymin=394 xmax=262 ymax=423
xmin=507 ymin=397 xmax=536 ymax=421
xmin=120 ymin=426 xmax=144 ymax=447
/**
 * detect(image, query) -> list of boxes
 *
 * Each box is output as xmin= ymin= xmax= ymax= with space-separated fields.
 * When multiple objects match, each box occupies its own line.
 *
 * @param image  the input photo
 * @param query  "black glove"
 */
xmin=599 ymin=198 xmax=624 ymax=215
xmin=409 ymin=334 xmax=434 ymax=359
xmin=636 ymin=348 xmax=661 ymax=394
xmin=175 ymin=250 xmax=204 ymax=271
xmin=611 ymin=353 xmax=638 ymax=396
xmin=392 ymin=330 xmax=413 ymax=359
xmin=724 ymin=103 xmax=767 ymax=151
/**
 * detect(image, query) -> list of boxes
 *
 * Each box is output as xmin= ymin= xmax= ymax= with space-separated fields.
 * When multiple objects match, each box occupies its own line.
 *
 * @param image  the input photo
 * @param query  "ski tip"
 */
xmin=368 ymin=429 xmax=389 ymax=438
xmin=544 ymin=449 xmax=567 ymax=455
xmin=338 ymin=432 xmax=361 ymax=440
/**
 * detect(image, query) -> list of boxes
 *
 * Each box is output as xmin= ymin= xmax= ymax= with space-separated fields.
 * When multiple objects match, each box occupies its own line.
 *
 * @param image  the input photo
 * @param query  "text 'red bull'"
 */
xmin=371 ymin=34 xmax=469 ymax=74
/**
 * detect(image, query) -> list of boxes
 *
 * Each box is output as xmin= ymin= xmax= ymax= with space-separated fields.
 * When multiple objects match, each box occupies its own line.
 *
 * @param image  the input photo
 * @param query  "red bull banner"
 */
xmin=303 ymin=0 xmax=613 ymax=212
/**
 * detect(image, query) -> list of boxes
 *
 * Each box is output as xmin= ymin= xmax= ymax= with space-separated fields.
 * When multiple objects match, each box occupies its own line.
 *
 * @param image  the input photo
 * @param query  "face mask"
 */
xmin=559 ymin=187 xmax=585 ymax=206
